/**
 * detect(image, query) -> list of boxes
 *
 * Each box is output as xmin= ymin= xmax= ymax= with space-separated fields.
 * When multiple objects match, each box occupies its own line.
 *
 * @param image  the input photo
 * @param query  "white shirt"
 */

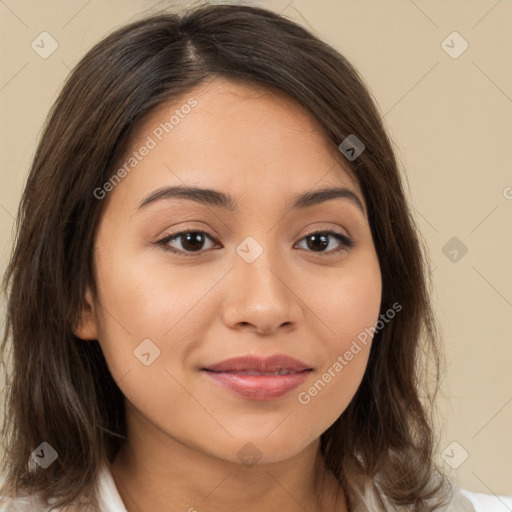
xmin=1 ymin=463 xmax=511 ymax=511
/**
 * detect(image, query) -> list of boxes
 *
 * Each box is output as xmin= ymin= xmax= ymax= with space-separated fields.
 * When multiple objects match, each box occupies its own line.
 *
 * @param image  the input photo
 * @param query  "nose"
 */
xmin=221 ymin=249 xmax=302 ymax=336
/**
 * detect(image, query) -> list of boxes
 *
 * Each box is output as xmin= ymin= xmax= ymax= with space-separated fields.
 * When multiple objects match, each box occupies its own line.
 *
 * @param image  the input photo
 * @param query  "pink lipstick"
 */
xmin=201 ymin=354 xmax=313 ymax=400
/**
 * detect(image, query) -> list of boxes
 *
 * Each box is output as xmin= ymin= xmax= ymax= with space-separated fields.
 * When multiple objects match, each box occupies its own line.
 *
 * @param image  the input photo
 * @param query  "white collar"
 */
xmin=97 ymin=464 xmax=128 ymax=512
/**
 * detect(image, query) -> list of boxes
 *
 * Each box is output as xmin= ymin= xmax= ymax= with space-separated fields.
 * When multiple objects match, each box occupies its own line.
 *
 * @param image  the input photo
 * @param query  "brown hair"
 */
xmin=1 ymin=2 xmax=448 ymax=510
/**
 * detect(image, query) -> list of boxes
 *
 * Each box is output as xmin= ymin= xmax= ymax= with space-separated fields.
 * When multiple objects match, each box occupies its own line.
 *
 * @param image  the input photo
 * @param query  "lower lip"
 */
xmin=202 ymin=371 xmax=311 ymax=400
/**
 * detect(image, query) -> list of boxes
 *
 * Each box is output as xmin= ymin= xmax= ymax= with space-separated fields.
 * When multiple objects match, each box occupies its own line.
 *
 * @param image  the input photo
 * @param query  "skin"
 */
xmin=74 ymin=78 xmax=382 ymax=512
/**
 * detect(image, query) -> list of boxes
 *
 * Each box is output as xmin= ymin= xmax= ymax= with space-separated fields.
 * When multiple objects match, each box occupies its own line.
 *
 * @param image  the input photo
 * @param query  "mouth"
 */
xmin=201 ymin=354 xmax=313 ymax=400
xmin=206 ymin=369 xmax=305 ymax=376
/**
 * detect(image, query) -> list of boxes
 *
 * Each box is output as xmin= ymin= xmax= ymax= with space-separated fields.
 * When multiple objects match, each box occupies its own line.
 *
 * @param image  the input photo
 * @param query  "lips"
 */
xmin=201 ymin=354 xmax=313 ymax=400
xmin=203 ymin=354 xmax=312 ymax=373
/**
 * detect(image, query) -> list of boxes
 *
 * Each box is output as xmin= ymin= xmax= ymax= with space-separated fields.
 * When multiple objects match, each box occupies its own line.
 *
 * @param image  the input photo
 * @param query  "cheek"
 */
xmin=294 ymin=344 xmax=370 ymax=437
xmin=313 ymin=254 xmax=382 ymax=352
xmin=295 ymin=277 xmax=380 ymax=421
xmin=91 ymin=253 xmax=208 ymax=429
xmin=291 ymin=256 xmax=381 ymax=424
xmin=303 ymin=256 xmax=381 ymax=398
xmin=95 ymin=242 xmax=205 ymax=334
xmin=92 ymin=243 xmax=221 ymax=382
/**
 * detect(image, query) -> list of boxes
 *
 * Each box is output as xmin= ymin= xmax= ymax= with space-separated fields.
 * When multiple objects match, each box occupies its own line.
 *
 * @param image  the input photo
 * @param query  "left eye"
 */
xmin=296 ymin=230 xmax=354 ymax=254
xmin=157 ymin=230 xmax=354 ymax=256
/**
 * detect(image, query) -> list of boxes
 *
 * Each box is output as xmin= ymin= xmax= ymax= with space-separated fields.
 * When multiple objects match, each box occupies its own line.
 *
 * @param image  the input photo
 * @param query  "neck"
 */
xmin=110 ymin=406 xmax=347 ymax=512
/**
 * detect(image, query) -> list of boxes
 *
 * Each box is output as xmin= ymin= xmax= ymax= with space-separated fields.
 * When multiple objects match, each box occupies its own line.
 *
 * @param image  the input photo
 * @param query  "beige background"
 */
xmin=1 ymin=0 xmax=511 ymax=497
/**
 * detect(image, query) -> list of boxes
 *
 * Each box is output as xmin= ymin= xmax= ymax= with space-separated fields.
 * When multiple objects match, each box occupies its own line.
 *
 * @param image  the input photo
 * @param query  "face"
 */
xmin=76 ymin=78 xmax=382 ymax=465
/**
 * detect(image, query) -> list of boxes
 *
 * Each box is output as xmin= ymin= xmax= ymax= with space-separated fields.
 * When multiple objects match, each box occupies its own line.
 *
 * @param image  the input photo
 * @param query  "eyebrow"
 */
xmin=137 ymin=185 xmax=366 ymax=216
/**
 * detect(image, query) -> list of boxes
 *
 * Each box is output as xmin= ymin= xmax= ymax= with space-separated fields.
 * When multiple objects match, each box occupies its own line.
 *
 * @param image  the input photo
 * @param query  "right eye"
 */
xmin=156 ymin=230 xmax=219 ymax=256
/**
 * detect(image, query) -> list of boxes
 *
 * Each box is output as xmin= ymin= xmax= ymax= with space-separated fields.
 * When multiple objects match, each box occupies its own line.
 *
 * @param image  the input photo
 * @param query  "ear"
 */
xmin=73 ymin=286 xmax=99 ymax=340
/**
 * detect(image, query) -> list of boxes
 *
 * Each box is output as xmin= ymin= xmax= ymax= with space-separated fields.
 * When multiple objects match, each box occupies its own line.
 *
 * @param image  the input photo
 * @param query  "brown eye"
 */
xmin=296 ymin=230 xmax=354 ymax=255
xmin=156 ymin=229 xmax=354 ymax=258
xmin=157 ymin=231 xmax=217 ymax=256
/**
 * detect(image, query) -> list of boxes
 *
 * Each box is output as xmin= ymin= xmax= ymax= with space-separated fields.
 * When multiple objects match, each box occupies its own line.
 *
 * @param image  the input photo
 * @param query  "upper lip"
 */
xmin=202 ymin=354 xmax=313 ymax=373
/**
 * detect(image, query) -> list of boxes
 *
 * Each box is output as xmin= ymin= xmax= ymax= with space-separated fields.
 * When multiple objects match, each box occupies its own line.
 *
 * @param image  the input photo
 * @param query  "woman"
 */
xmin=0 ymin=3 xmax=491 ymax=511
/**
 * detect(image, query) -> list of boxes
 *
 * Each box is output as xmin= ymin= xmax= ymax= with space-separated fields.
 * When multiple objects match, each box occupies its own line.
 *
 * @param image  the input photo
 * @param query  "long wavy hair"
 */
xmin=1 ymin=2 xmax=449 ymax=511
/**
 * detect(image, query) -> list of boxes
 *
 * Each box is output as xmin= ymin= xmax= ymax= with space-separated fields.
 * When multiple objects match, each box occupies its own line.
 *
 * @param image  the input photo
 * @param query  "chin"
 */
xmin=218 ymin=432 xmax=317 ymax=467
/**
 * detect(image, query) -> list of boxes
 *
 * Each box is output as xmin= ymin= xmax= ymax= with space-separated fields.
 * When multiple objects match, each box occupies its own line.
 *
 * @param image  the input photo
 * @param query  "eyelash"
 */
xmin=156 ymin=229 xmax=355 ymax=257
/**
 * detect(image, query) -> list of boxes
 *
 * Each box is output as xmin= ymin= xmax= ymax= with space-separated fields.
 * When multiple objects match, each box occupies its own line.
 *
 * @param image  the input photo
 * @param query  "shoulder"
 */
xmin=460 ymin=488 xmax=512 ymax=512
xmin=0 ymin=494 xmax=51 ymax=511
xmin=0 ymin=463 xmax=126 ymax=512
xmin=0 ymin=494 xmax=93 ymax=512
xmin=374 ymin=482 xmax=511 ymax=512
xmin=0 ymin=484 xmax=98 ymax=512
xmin=443 ymin=486 xmax=478 ymax=511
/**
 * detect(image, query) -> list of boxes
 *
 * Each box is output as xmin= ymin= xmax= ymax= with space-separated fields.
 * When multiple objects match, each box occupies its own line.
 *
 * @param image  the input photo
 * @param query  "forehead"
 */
xmin=107 ymin=78 xmax=363 ymax=211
